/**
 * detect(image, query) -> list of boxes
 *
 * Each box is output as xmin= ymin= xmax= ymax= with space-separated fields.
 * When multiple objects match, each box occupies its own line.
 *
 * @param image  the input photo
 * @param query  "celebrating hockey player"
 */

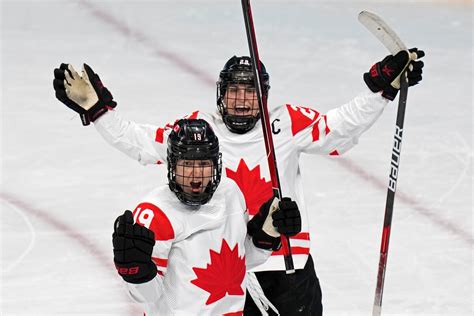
xmin=112 ymin=118 xmax=302 ymax=315
xmin=54 ymin=48 xmax=424 ymax=315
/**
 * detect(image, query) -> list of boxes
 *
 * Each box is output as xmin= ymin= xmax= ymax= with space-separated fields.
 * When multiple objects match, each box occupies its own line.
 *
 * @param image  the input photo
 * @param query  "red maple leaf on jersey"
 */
xmin=226 ymin=159 xmax=273 ymax=216
xmin=191 ymin=240 xmax=246 ymax=305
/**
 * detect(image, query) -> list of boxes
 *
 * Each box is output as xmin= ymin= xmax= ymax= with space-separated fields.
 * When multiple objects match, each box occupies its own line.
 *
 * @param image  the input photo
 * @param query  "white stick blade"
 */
xmin=358 ymin=11 xmax=407 ymax=53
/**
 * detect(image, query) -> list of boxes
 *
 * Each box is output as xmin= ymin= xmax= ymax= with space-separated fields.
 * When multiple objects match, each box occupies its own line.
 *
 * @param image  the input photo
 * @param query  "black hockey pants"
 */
xmin=243 ymin=254 xmax=323 ymax=316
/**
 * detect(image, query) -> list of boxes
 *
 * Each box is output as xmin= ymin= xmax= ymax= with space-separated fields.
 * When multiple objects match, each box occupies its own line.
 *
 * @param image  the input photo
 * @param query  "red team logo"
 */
xmin=191 ymin=240 xmax=245 ymax=305
xmin=382 ymin=65 xmax=394 ymax=77
xmin=226 ymin=159 xmax=273 ymax=216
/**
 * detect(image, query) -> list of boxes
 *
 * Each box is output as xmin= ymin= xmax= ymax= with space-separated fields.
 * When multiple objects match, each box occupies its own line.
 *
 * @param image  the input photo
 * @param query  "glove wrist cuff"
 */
xmin=381 ymin=86 xmax=398 ymax=101
xmin=252 ymin=231 xmax=282 ymax=251
xmin=364 ymin=72 xmax=384 ymax=92
xmin=115 ymin=262 xmax=158 ymax=284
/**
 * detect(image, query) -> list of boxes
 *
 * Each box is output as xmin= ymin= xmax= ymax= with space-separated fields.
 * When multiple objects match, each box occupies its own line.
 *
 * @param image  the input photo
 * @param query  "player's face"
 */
xmin=224 ymin=83 xmax=259 ymax=117
xmin=175 ymin=159 xmax=214 ymax=194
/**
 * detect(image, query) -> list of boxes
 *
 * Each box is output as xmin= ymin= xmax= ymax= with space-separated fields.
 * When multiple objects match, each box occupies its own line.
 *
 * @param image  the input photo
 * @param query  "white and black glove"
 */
xmin=247 ymin=197 xmax=302 ymax=251
xmin=53 ymin=63 xmax=117 ymax=126
xmin=113 ymin=210 xmax=157 ymax=284
xmin=364 ymin=48 xmax=425 ymax=100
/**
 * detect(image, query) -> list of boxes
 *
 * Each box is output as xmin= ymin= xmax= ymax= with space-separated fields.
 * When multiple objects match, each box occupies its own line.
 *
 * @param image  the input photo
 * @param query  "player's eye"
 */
xmin=245 ymin=87 xmax=256 ymax=94
xmin=227 ymin=86 xmax=238 ymax=93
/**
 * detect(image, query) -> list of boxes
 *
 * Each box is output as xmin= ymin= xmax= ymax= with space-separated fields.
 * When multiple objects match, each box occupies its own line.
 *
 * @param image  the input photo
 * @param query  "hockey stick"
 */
xmin=358 ymin=11 xmax=409 ymax=316
xmin=241 ymin=0 xmax=295 ymax=274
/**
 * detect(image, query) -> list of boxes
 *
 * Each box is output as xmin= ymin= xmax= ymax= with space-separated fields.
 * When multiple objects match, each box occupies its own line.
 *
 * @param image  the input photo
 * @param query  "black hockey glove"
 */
xmin=112 ymin=210 xmax=157 ymax=284
xmin=53 ymin=63 xmax=117 ymax=126
xmin=272 ymin=197 xmax=302 ymax=236
xmin=364 ymin=48 xmax=425 ymax=101
xmin=247 ymin=197 xmax=302 ymax=251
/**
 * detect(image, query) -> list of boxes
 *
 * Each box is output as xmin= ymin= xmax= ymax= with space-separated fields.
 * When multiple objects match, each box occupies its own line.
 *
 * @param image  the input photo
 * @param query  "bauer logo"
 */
xmin=388 ymin=126 xmax=403 ymax=192
xmin=240 ymin=59 xmax=250 ymax=65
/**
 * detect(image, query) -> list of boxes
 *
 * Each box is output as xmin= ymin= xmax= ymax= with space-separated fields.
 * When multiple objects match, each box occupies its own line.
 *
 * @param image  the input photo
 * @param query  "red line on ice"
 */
xmin=77 ymin=0 xmax=216 ymax=87
xmin=0 ymin=192 xmax=142 ymax=315
xmin=336 ymin=158 xmax=473 ymax=246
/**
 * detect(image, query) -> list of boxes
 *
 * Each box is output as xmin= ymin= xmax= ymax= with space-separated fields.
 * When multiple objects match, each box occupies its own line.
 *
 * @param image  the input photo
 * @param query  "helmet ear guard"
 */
xmin=167 ymin=119 xmax=222 ymax=206
xmin=216 ymin=56 xmax=270 ymax=134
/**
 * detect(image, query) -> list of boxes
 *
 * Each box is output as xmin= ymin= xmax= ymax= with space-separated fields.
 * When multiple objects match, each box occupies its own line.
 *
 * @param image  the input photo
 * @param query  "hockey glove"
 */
xmin=53 ymin=63 xmax=117 ymax=126
xmin=112 ymin=210 xmax=157 ymax=284
xmin=247 ymin=197 xmax=302 ymax=251
xmin=364 ymin=48 xmax=425 ymax=101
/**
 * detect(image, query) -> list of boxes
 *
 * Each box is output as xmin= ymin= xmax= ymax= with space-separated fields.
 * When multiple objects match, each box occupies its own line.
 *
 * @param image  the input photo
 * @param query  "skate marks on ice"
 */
xmin=1 ymin=197 xmax=37 ymax=274
xmin=77 ymin=0 xmax=216 ymax=87
xmin=333 ymin=156 xmax=473 ymax=246
xmin=0 ymin=191 xmax=143 ymax=315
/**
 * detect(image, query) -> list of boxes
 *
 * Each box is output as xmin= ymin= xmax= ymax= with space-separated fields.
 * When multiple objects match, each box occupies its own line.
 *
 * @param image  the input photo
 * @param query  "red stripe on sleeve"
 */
xmin=155 ymin=128 xmax=164 ymax=143
xmin=271 ymin=246 xmax=310 ymax=256
xmin=311 ymin=120 xmax=320 ymax=142
xmin=290 ymin=232 xmax=310 ymax=240
xmin=152 ymin=257 xmax=168 ymax=267
xmin=323 ymin=115 xmax=331 ymax=134
xmin=186 ymin=110 xmax=199 ymax=119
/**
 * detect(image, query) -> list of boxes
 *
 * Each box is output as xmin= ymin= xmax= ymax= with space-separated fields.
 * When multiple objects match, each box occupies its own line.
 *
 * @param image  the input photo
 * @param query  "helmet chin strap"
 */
xmin=218 ymin=98 xmax=260 ymax=134
xmin=174 ymin=179 xmax=215 ymax=207
xmin=222 ymin=113 xmax=260 ymax=134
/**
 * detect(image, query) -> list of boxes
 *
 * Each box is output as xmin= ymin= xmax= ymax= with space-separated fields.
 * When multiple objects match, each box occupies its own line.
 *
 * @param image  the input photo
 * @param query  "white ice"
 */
xmin=1 ymin=0 xmax=472 ymax=315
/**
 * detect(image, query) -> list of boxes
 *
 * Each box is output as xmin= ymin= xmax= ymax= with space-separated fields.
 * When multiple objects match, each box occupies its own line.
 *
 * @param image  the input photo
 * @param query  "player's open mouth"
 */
xmin=190 ymin=181 xmax=202 ymax=192
xmin=234 ymin=106 xmax=251 ymax=113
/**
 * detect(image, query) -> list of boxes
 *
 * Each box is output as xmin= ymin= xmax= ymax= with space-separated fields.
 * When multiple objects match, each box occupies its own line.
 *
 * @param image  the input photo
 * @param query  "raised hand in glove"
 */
xmin=53 ymin=63 xmax=117 ymax=126
xmin=247 ymin=197 xmax=302 ymax=251
xmin=364 ymin=48 xmax=425 ymax=100
xmin=112 ymin=210 xmax=157 ymax=284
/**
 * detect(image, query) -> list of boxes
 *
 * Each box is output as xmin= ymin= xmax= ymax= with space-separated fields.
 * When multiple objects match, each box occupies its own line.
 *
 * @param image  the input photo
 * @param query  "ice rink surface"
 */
xmin=1 ymin=0 xmax=472 ymax=315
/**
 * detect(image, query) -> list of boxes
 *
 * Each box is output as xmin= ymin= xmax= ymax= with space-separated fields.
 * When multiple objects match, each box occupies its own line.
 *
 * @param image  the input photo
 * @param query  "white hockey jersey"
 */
xmin=125 ymin=179 xmax=270 ymax=315
xmin=96 ymin=88 xmax=388 ymax=272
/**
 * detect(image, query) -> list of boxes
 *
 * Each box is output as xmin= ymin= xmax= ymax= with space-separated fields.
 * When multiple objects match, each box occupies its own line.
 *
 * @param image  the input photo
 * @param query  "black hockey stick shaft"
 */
xmin=358 ymin=11 xmax=411 ymax=315
xmin=373 ymin=73 xmax=409 ymax=316
xmin=241 ymin=0 xmax=295 ymax=273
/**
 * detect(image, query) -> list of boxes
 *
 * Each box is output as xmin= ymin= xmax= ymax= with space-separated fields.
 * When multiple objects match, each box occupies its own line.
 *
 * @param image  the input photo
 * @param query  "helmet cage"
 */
xmin=217 ymin=56 xmax=270 ymax=134
xmin=167 ymin=119 xmax=222 ymax=206
xmin=167 ymin=152 xmax=222 ymax=206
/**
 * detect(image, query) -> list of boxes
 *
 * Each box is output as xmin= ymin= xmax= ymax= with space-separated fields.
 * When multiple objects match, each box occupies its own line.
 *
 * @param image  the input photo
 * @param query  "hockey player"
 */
xmin=112 ymin=118 xmax=302 ymax=315
xmin=53 ymin=48 xmax=424 ymax=315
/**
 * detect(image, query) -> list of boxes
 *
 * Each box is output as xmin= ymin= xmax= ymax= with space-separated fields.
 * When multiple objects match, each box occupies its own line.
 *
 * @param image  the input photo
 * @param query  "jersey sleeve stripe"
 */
xmin=155 ymin=128 xmax=165 ymax=143
xmin=151 ymin=257 xmax=168 ymax=267
xmin=290 ymin=232 xmax=310 ymax=240
xmin=270 ymin=246 xmax=310 ymax=256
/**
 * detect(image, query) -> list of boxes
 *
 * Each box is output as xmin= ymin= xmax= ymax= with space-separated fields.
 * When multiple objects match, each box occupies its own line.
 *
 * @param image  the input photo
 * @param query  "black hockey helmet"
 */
xmin=167 ymin=119 xmax=222 ymax=206
xmin=216 ymin=56 xmax=270 ymax=134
